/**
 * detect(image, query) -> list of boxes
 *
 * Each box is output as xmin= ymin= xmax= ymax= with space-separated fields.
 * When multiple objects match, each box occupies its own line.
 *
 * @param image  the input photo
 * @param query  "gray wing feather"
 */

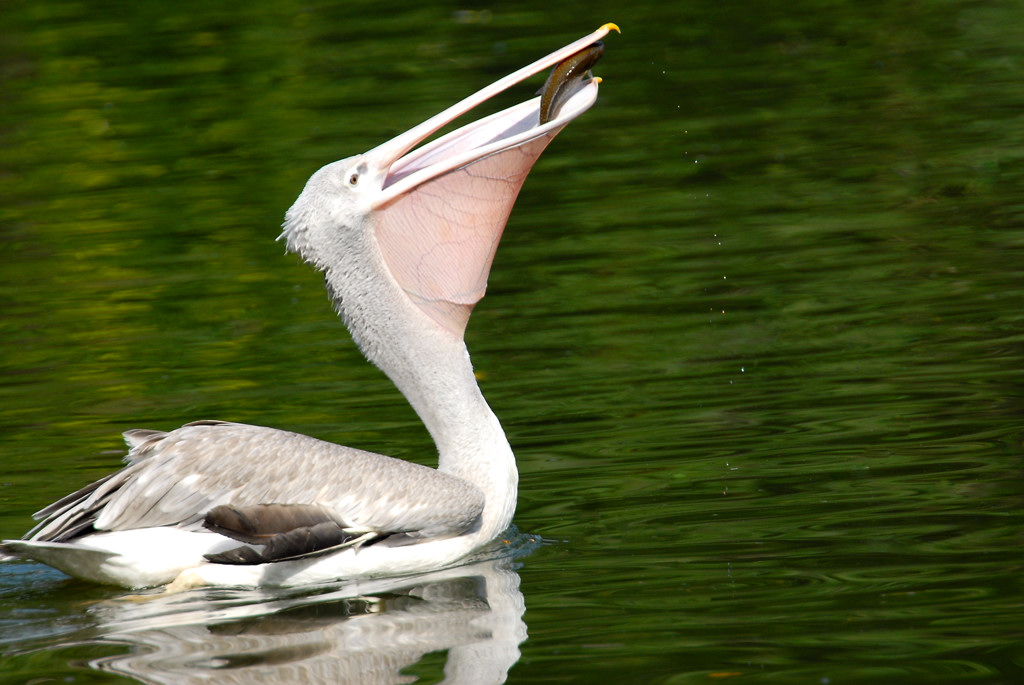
xmin=29 ymin=421 xmax=485 ymax=544
xmin=122 ymin=428 xmax=167 ymax=452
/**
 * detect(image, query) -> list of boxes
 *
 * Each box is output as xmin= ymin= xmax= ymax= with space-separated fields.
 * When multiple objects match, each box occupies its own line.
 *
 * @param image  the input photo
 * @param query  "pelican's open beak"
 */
xmin=368 ymin=24 xmax=618 ymax=338
xmin=367 ymin=23 xmax=619 ymax=209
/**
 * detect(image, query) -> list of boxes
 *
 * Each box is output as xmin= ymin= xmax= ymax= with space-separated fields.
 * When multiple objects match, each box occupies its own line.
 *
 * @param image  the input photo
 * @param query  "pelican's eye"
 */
xmin=347 ymin=162 xmax=369 ymax=188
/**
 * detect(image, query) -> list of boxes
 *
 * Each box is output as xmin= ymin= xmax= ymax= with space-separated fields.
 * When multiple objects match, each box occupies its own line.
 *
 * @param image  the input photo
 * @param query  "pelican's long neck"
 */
xmin=322 ymin=222 xmax=517 ymax=535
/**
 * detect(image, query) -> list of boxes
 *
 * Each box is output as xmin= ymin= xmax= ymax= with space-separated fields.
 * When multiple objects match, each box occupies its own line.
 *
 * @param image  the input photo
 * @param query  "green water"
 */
xmin=2 ymin=1 xmax=1023 ymax=683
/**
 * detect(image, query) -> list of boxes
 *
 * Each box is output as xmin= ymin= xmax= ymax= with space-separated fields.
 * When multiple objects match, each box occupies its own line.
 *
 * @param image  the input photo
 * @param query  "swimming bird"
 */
xmin=1 ymin=24 xmax=617 ymax=589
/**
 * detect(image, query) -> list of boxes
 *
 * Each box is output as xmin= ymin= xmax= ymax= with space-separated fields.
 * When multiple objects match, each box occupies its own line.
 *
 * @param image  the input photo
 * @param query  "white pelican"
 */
xmin=1 ymin=24 xmax=618 ymax=589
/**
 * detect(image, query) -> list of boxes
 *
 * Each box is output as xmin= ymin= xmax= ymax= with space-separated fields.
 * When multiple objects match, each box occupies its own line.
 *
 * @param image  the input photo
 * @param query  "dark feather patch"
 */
xmin=204 ymin=545 xmax=266 ymax=565
xmin=203 ymin=503 xmax=341 ymax=544
xmin=203 ymin=503 xmax=387 ymax=565
xmin=205 ymin=522 xmax=384 ymax=565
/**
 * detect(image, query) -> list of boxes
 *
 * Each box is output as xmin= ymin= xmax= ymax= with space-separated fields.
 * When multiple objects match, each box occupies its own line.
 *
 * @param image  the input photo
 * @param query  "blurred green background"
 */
xmin=2 ymin=1 xmax=1023 ymax=682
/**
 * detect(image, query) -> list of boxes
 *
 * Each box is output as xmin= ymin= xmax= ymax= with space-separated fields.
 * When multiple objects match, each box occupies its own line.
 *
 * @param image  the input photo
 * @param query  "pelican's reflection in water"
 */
xmin=84 ymin=542 xmax=534 ymax=684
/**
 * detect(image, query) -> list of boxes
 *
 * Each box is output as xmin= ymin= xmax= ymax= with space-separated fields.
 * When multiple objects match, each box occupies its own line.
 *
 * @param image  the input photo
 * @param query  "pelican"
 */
xmin=1 ymin=24 xmax=618 ymax=589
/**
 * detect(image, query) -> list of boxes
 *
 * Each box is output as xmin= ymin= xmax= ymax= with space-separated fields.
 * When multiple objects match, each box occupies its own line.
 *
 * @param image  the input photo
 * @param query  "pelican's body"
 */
xmin=1 ymin=25 xmax=617 ymax=589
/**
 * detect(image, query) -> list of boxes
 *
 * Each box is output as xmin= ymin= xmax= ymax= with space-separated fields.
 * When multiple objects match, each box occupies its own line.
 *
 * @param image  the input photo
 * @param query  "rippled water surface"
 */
xmin=3 ymin=1 xmax=1023 ymax=683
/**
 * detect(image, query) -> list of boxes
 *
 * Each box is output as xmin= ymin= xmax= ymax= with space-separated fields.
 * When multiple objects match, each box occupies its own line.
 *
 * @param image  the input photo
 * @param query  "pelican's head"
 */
xmin=281 ymin=24 xmax=618 ymax=338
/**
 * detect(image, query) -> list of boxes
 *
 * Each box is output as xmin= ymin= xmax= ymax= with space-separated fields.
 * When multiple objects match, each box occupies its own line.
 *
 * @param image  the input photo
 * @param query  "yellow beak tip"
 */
xmin=601 ymin=22 xmax=622 ymax=34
